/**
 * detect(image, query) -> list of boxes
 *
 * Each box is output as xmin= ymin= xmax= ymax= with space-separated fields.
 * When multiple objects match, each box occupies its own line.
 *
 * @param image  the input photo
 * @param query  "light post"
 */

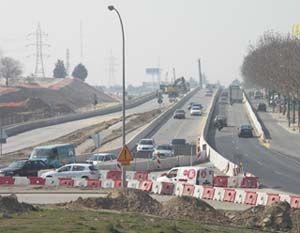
xmin=108 ymin=5 xmax=126 ymax=187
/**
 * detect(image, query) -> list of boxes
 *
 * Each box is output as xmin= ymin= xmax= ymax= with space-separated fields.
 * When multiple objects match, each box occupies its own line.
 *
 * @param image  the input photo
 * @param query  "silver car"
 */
xmin=40 ymin=163 xmax=99 ymax=179
xmin=86 ymin=153 xmax=117 ymax=166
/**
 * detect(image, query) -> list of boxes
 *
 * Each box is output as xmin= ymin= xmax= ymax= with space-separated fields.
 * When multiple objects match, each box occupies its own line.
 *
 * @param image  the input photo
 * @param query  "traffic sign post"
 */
xmin=118 ymin=145 xmax=134 ymax=187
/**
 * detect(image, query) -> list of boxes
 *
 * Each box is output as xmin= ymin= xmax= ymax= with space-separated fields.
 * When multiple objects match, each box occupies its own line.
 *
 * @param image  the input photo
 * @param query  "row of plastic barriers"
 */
xmin=0 ymin=175 xmax=299 ymax=209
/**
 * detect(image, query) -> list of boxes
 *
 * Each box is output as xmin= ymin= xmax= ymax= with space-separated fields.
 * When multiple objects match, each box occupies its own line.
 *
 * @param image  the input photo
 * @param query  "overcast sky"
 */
xmin=0 ymin=0 xmax=299 ymax=86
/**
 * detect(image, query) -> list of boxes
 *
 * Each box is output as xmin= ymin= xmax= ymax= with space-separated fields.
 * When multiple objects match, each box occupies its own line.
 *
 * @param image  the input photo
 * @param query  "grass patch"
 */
xmin=0 ymin=208 xmax=264 ymax=233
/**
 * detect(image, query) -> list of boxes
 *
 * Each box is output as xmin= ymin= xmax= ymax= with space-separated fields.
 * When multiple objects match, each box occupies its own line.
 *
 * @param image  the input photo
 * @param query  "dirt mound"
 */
xmin=0 ymin=195 xmax=37 ymax=215
xmin=160 ymin=196 xmax=231 ymax=225
xmin=229 ymin=201 xmax=292 ymax=232
xmin=68 ymin=188 xmax=161 ymax=215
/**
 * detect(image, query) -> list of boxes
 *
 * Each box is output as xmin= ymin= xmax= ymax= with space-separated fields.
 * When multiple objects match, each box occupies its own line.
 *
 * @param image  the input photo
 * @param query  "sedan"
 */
xmin=173 ymin=109 xmax=186 ymax=119
xmin=40 ymin=163 xmax=99 ymax=179
xmin=86 ymin=153 xmax=117 ymax=166
xmin=190 ymin=106 xmax=202 ymax=116
xmin=0 ymin=160 xmax=48 ymax=177
xmin=238 ymin=124 xmax=253 ymax=138
xmin=153 ymin=144 xmax=174 ymax=158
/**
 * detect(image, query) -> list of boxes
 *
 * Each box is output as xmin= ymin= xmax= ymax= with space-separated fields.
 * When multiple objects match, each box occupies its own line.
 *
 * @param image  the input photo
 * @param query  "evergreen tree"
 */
xmin=53 ymin=59 xmax=67 ymax=79
xmin=72 ymin=63 xmax=88 ymax=81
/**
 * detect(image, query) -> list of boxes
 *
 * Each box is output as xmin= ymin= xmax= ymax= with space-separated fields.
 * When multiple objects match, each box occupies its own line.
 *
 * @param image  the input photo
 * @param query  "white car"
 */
xmin=86 ymin=153 xmax=117 ymax=166
xmin=137 ymin=139 xmax=155 ymax=152
xmin=190 ymin=106 xmax=202 ymax=116
xmin=153 ymin=144 xmax=174 ymax=158
xmin=40 ymin=163 xmax=99 ymax=179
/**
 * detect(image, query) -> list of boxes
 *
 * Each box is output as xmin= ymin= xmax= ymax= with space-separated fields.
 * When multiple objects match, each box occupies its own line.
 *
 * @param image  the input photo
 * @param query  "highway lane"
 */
xmin=251 ymin=98 xmax=300 ymax=159
xmin=152 ymin=90 xmax=212 ymax=145
xmin=208 ymin=100 xmax=300 ymax=194
xmin=3 ymin=98 xmax=166 ymax=154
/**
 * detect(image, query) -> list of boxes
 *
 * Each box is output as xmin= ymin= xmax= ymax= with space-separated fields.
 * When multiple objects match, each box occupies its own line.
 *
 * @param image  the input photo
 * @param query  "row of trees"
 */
xmin=241 ymin=31 xmax=300 ymax=127
xmin=0 ymin=57 xmax=88 ymax=86
xmin=53 ymin=60 xmax=88 ymax=81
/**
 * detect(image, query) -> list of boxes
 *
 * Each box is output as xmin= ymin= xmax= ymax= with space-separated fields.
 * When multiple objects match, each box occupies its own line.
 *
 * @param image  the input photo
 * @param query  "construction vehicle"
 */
xmin=160 ymin=77 xmax=189 ymax=102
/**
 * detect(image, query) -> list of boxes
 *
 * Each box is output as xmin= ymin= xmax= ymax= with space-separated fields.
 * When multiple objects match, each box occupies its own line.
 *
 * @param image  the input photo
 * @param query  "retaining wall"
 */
xmin=5 ymin=92 xmax=156 ymax=137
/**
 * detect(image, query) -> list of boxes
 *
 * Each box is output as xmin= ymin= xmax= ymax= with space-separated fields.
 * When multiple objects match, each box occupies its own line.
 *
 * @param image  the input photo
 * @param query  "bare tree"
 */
xmin=241 ymin=31 xmax=300 ymax=127
xmin=0 ymin=57 xmax=22 ymax=86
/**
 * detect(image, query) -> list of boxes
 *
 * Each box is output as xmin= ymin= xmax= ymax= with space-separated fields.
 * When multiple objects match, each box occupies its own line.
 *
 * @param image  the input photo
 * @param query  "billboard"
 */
xmin=145 ymin=68 xmax=160 ymax=75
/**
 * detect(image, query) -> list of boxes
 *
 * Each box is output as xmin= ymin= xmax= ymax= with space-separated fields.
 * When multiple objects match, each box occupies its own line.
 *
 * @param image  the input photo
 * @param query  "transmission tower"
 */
xmin=27 ymin=22 xmax=50 ymax=78
xmin=66 ymin=49 xmax=70 ymax=76
xmin=107 ymin=50 xmax=118 ymax=87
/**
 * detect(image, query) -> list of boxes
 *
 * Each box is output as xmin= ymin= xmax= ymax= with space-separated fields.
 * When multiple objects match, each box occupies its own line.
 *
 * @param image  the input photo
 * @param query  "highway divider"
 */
xmin=199 ymin=89 xmax=244 ymax=177
xmin=5 ymin=92 xmax=157 ymax=137
xmin=95 ymin=87 xmax=202 ymax=171
xmin=243 ymin=92 xmax=269 ymax=145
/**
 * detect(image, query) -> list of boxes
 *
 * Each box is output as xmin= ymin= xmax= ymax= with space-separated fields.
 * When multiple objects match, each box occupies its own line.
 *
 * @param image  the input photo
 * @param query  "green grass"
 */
xmin=0 ymin=209 xmax=262 ymax=233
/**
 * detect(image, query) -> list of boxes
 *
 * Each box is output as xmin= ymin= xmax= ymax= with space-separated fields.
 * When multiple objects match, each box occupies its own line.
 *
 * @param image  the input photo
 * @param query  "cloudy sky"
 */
xmin=0 ymin=0 xmax=298 ymax=86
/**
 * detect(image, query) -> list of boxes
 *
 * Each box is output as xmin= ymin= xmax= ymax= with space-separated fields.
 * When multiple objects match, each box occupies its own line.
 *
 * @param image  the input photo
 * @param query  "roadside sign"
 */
xmin=0 ymin=128 xmax=7 ymax=144
xmin=91 ymin=133 xmax=101 ymax=148
xmin=117 ymin=145 xmax=133 ymax=165
xmin=157 ymin=98 xmax=163 ymax=104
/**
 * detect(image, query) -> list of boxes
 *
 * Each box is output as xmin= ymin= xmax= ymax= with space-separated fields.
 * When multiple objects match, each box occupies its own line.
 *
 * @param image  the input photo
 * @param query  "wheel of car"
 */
xmin=81 ymin=176 xmax=89 ymax=180
xmin=46 ymin=175 xmax=52 ymax=178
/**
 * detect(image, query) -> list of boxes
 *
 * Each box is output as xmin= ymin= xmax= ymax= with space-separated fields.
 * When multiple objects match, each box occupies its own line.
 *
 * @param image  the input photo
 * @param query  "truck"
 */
xmin=229 ymin=85 xmax=243 ymax=104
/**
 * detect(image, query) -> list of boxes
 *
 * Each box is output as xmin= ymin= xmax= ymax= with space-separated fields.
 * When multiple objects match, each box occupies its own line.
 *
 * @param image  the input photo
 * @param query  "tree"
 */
xmin=72 ymin=63 xmax=88 ymax=81
xmin=53 ymin=59 xmax=67 ymax=79
xmin=0 ymin=57 xmax=22 ymax=86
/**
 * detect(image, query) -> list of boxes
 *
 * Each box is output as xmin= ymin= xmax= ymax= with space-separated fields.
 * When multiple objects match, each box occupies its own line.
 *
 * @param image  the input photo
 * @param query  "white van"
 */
xmin=157 ymin=166 xmax=214 ymax=185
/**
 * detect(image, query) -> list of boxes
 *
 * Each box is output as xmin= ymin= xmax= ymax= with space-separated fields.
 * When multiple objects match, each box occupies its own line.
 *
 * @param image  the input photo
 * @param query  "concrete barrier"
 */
xmin=5 ymin=92 xmax=157 ymax=137
xmin=199 ymin=88 xmax=239 ymax=177
xmin=243 ymin=92 xmax=267 ymax=143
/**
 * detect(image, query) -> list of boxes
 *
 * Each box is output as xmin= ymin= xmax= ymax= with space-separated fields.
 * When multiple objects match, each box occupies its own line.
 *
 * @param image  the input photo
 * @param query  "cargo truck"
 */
xmin=229 ymin=85 xmax=243 ymax=104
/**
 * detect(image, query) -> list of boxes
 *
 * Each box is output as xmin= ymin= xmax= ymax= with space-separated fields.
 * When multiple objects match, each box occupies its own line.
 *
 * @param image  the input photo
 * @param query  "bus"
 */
xmin=29 ymin=144 xmax=76 ymax=168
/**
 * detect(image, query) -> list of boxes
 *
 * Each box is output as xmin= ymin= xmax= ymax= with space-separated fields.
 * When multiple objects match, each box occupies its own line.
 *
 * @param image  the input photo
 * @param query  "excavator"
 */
xmin=160 ymin=77 xmax=190 ymax=102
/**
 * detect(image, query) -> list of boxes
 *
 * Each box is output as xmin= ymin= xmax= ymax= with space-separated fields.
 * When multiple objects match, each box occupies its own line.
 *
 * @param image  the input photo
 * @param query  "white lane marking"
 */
xmin=274 ymin=170 xmax=284 ymax=176
xmin=256 ymin=160 xmax=263 ymax=166
xmin=244 ymin=154 xmax=249 ymax=157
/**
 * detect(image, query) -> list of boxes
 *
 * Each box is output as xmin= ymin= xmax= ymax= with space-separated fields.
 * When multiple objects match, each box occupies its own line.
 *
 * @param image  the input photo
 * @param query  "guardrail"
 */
xmin=5 ymin=92 xmax=157 ymax=137
xmin=243 ymin=92 xmax=268 ymax=143
xmin=199 ymin=89 xmax=240 ymax=176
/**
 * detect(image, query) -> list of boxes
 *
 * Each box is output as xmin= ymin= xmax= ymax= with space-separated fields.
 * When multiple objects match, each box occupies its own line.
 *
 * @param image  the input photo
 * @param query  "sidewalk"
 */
xmin=256 ymin=106 xmax=300 ymax=159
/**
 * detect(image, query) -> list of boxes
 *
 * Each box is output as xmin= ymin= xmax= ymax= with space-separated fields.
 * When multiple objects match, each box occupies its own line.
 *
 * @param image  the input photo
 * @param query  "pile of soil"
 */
xmin=67 ymin=188 xmax=162 ymax=215
xmin=228 ymin=201 xmax=292 ymax=232
xmin=291 ymin=209 xmax=300 ymax=233
xmin=0 ymin=195 xmax=37 ymax=215
xmin=160 ymin=196 xmax=231 ymax=225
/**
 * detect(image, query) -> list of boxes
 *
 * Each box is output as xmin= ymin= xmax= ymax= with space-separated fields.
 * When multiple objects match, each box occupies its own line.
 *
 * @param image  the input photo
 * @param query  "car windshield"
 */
xmin=176 ymin=110 xmax=184 ymax=113
xmin=140 ymin=140 xmax=153 ymax=145
xmin=172 ymin=139 xmax=186 ymax=144
xmin=157 ymin=145 xmax=172 ymax=150
xmin=8 ymin=161 xmax=26 ymax=169
xmin=192 ymin=106 xmax=200 ymax=110
xmin=30 ymin=148 xmax=53 ymax=158
xmin=241 ymin=125 xmax=252 ymax=129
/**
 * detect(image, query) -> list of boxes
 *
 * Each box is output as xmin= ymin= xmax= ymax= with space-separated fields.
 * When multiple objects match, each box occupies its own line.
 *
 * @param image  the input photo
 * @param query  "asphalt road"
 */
xmin=251 ymin=98 xmax=300 ymax=159
xmin=152 ymin=90 xmax=212 ymax=145
xmin=208 ymin=99 xmax=300 ymax=194
xmin=2 ymin=98 xmax=165 ymax=154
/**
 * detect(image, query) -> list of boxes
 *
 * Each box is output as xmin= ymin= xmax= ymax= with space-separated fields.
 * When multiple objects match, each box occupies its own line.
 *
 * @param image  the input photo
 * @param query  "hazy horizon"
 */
xmin=0 ymin=0 xmax=299 ymax=87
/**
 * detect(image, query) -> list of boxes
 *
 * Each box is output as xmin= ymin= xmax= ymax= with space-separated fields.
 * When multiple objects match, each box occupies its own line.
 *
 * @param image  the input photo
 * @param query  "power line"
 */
xmin=27 ymin=22 xmax=50 ymax=78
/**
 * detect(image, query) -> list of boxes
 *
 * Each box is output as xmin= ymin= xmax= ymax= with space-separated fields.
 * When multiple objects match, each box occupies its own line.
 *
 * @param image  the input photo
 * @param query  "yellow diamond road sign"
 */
xmin=117 ymin=145 xmax=133 ymax=165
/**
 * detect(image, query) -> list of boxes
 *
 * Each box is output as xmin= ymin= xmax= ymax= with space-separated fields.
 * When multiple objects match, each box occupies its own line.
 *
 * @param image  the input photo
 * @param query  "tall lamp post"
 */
xmin=108 ymin=5 xmax=126 ymax=187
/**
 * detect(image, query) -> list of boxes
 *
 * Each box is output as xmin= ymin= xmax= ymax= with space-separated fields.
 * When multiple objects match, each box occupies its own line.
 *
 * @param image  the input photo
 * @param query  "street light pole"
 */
xmin=108 ymin=5 xmax=126 ymax=188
